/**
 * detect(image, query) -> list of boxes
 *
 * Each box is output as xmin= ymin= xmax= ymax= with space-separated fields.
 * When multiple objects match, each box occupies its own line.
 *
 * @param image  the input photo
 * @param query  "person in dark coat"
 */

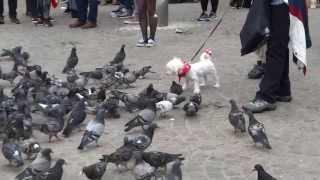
xmin=243 ymin=0 xmax=292 ymax=113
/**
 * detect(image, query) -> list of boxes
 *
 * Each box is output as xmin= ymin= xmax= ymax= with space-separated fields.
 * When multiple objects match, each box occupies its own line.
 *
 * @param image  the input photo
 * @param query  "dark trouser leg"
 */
xmin=137 ymin=0 xmax=148 ymax=42
xmin=256 ymin=4 xmax=290 ymax=103
xmin=148 ymin=0 xmax=157 ymax=40
xmin=76 ymin=0 xmax=88 ymax=22
xmin=88 ymin=0 xmax=98 ymax=22
xmin=200 ymin=0 xmax=209 ymax=12
xmin=8 ymin=0 xmax=17 ymax=18
xmin=0 ymin=0 xmax=3 ymax=17
xmin=26 ymin=0 xmax=31 ymax=13
xmin=37 ymin=0 xmax=44 ymax=18
xmin=211 ymin=0 xmax=218 ymax=13
xmin=42 ymin=0 xmax=51 ymax=19
xmin=30 ymin=0 xmax=38 ymax=17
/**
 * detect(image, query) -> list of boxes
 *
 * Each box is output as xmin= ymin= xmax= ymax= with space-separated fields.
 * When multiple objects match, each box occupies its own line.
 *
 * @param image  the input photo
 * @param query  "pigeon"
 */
xmin=125 ymin=123 xmax=159 ymax=151
xmin=6 ymin=112 xmax=26 ymax=140
xmin=183 ymin=93 xmax=201 ymax=116
xmin=102 ymin=142 xmax=137 ymax=170
xmin=2 ymin=137 xmax=24 ymax=167
xmin=110 ymin=44 xmax=126 ymax=65
xmin=228 ymin=99 xmax=246 ymax=133
xmin=62 ymin=97 xmax=87 ymax=137
xmin=156 ymin=100 xmax=173 ymax=117
xmin=254 ymin=164 xmax=277 ymax=180
xmin=37 ymin=105 xmax=65 ymax=143
xmin=82 ymin=160 xmax=107 ymax=180
xmin=124 ymin=103 xmax=157 ymax=132
xmin=114 ymin=71 xmax=139 ymax=87
xmin=102 ymin=96 xmax=120 ymax=119
xmin=133 ymin=151 xmax=156 ymax=180
xmin=170 ymin=81 xmax=183 ymax=95
xmin=139 ymin=83 xmax=162 ymax=100
xmin=34 ymin=159 xmax=66 ymax=180
xmin=165 ymin=159 xmax=183 ymax=180
xmin=80 ymin=70 xmax=104 ymax=80
xmin=62 ymin=47 xmax=78 ymax=74
xmin=189 ymin=93 xmax=201 ymax=106
xmin=15 ymin=148 xmax=53 ymax=180
xmin=19 ymin=139 xmax=41 ymax=160
xmin=111 ymin=90 xmax=144 ymax=112
xmin=1 ymin=47 xmax=29 ymax=67
xmin=244 ymin=108 xmax=272 ymax=149
xmin=78 ymin=107 xmax=106 ymax=150
xmin=142 ymin=152 xmax=184 ymax=170
xmin=136 ymin=66 xmax=154 ymax=79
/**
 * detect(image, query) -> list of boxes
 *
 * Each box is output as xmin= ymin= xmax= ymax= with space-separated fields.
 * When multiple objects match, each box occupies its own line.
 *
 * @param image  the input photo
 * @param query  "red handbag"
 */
xmin=51 ymin=0 xmax=59 ymax=8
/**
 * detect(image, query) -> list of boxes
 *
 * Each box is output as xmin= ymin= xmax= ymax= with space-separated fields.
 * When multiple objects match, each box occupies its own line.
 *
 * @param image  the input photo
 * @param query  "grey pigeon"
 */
xmin=37 ymin=104 xmax=65 ymax=143
xmin=125 ymin=123 xmax=159 ymax=151
xmin=165 ymin=159 xmax=183 ymax=180
xmin=133 ymin=151 xmax=156 ymax=180
xmin=170 ymin=81 xmax=183 ymax=95
xmin=20 ymin=139 xmax=41 ymax=160
xmin=62 ymin=47 xmax=78 ymax=74
xmin=34 ymin=159 xmax=66 ymax=180
xmin=78 ymin=107 xmax=106 ymax=150
xmin=254 ymin=164 xmax=277 ymax=180
xmin=111 ymin=90 xmax=149 ymax=112
xmin=183 ymin=93 xmax=201 ymax=117
xmin=2 ymin=138 xmax=24 ymax=167
xmin=142 ymin=152 xmax=184 ymax=170
xmin=15 ymin=148 xmax=53 ymax=180
xmin=82 ymin=160 xmax=107 ymax=180
xmin=244 ymin=108 xmax=272 ymax=149
xmin=124 ymin=103 xmax=157 ymax=132
xmin=110 ymin=44 xmax=126 ymax=65
xmin=228 ymin=99 xmax=246 ymax=133
xmin=102 ymin=141 xmax=137 ymax=170
xmin=62 ymin=98 xmax=87 ymax=137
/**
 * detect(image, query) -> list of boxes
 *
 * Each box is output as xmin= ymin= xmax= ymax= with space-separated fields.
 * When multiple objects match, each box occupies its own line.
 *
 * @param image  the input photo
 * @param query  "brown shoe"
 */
xmin=69 ymin=20 xmax=86 ymax=28
xmin=81 ymin=21 xmax=97 ymax=29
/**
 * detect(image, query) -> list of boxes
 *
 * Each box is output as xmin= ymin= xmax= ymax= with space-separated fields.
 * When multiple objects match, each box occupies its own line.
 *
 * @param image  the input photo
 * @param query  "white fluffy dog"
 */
xmin=166 ymin=48 xmax=220 ymax=94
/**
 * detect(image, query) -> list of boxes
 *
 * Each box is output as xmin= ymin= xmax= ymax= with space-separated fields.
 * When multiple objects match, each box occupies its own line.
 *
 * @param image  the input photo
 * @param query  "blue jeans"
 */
xmin=76 ymin=0 xmax=99 ymax=22
xmin=120 ymin=0 xmax=134 ymax=12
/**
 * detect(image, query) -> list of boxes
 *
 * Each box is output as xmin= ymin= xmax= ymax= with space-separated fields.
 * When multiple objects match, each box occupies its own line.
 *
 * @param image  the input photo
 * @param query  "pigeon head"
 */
xmin=29 ymin=142 xmax=41 ymax=154
xmin=254 ymin=164 xmax=265 ymax=172
xmin=55 ymin=159 xmax=67 ymax=166
xmin=71 ymin=47 xmax=77 ymax=55
xmin=41 ymin=148 xmax=53 ymax=160
xmin=22 ymin=52 xmax=30 ymax=61
xmin=121 ymin=44 xmax=126 ymax=50
xmin=229 ymin=99 xmax=239 ymax=110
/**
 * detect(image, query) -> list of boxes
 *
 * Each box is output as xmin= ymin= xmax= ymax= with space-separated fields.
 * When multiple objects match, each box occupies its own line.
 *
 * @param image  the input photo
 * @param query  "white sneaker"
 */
xmin=146 ymin=39 xmax=156 ymax=47
xmin=136 ymin=39 xmax=147 ymax=47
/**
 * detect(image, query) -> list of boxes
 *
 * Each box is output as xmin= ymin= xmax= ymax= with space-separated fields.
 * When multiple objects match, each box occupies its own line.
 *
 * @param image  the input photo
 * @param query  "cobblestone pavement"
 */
xmin=0 ymin=1 xmax=319 ymax=180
